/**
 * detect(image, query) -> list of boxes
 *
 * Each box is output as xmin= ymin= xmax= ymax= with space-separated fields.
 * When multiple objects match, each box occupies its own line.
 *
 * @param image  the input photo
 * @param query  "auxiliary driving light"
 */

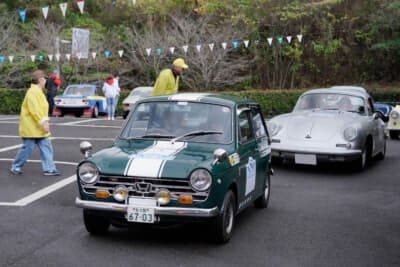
xmin=113 ymin=186 xmax=128 ymax=202
xmin=156 ymin=190 xmax=170 ymax=205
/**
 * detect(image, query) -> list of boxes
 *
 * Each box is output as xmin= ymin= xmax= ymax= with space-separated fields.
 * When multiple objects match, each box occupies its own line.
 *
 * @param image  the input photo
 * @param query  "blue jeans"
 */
xmin=106 ymin=97 xmax=116 ymax=117
xmin=12 ymin=137 xmax=56 ymax=172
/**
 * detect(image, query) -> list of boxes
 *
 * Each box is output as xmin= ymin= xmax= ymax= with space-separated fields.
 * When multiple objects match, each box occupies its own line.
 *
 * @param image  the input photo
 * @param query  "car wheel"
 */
xmin=59 ymin=110 xmax=64 ymax=117
xmin=92 ymin=105 xmax=99 ymax=118
xmin=389 ymin=131 xmax=399 ymax=139
xmin=254 ymin=171 xmax=271 ymax=209
xmin=376 ymin=140 xmax=386 ymax=160
xmin=75 ymin=111 xmax=82 ymax=117
xmin=356 ymin=144 xmax=369 ymax=171
xmin=83 ymin=210 xmax=110 ymax=235
xmin=214 ymin=190 xmax=236 ymax=243
xmin=123 ymin=111 xmax=128 ymax=119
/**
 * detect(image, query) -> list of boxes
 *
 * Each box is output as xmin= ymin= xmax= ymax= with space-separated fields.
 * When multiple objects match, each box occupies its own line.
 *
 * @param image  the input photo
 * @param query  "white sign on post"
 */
xmin=72 ymin=28 xmax=89 ymax=59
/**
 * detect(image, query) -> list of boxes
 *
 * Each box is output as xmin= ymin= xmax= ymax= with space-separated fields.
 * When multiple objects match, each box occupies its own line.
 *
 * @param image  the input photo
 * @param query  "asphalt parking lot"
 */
xmin=0 ymin=114 xmax=399 ymax=267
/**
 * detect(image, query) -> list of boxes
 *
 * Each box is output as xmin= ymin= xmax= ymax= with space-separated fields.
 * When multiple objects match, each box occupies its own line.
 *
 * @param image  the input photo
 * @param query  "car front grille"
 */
xmin=81 ymin=175 xmax=209 ymax=202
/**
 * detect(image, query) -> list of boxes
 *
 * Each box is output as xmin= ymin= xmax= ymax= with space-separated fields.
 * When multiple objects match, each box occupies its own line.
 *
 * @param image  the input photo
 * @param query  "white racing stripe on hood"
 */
xmin=125 ymin=141 xmax=187 ymax=177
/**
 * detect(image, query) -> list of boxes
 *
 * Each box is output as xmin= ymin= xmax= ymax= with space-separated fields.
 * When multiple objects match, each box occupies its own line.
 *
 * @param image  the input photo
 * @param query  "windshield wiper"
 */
xmin=171 ymin=131 xmax=223 ymax=143
xmin=140 ymin=134 xmax=176 ymax=139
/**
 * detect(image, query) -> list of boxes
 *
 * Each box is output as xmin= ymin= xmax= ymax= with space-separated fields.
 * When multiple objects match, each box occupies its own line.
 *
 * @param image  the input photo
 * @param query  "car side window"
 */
xmin=367 ymin=98 xmax=374 ymax=116
xmin=238 ymin=110 xmax=254 ymax=144
xmin=251 ymin=108 xmax=267 ymax=139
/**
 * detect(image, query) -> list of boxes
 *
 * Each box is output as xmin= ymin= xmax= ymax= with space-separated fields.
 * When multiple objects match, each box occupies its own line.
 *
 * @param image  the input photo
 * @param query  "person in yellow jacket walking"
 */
xmin=10 ymin=70 xmax=61 ymax=176
xmin=151 ymin=58 xmax=189 ymax=96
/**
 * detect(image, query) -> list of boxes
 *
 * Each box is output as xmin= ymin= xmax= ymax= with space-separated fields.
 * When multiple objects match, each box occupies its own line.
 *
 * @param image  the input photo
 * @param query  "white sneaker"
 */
xmin=112 ymin=116 xmax=115 ymax=120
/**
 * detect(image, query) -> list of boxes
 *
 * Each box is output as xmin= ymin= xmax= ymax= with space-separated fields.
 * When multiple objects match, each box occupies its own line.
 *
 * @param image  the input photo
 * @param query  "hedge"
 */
xmin=1 ymin=88 xmax=399 ymax=116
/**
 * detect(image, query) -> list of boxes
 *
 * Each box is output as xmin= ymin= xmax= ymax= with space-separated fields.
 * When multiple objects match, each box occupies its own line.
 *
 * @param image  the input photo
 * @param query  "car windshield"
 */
xmin=130 ymin=88 xmax=152 ymax=97
xmin=294 ymin=93 xmax=366 ymax=114
xmin=120 ymin=101 xmax=233 ymax=143
xmin=64 ymin=86 xmax=93 ymax=96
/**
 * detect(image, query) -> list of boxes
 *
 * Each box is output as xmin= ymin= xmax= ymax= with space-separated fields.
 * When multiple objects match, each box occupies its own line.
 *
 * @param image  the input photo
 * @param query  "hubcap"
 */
xmin=224 ymin=202 xmax=234 ymax=234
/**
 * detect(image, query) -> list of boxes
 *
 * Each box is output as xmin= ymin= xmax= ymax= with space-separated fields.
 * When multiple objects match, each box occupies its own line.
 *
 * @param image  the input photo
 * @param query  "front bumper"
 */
xmin=75 ymin=197 xmax=219 ymax=218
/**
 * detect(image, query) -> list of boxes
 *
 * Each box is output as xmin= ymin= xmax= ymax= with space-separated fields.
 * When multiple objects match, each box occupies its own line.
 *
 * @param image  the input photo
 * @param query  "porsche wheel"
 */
xmin=356 ymin=143 xmax=370 ymax=171
xmin=83 ymin=210 xmax=110 ymax=235
xmin=214 ymin=190 xmax=236 ymax=243
xmin=376 ymin=140 xmax=386 ymax=160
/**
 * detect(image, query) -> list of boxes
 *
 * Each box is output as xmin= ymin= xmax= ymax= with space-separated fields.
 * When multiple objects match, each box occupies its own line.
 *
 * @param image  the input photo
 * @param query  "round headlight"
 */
xmin=390 ymin=110 xmax=399 ymax=119
xmin=343 ymin=127 xmax=358 ymax=141
xmin=267 ymin=122 xmax=280 ymax=137
xmin=113 ymin=185 xmax=128 ymax=202
xmin=78 ymin=162 xmax=99 ymax=184
xmin=156 ymin=189 xmax=170 ymax=205
xmin=190 ymin=169 xmax=212 ymax=192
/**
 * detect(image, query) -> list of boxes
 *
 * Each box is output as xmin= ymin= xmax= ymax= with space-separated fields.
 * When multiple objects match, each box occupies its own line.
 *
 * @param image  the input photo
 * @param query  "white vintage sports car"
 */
xmin=267 ymin=88 xmax=387 ymax=170
xmin=387 ymin=105 xmax=400 ymax=139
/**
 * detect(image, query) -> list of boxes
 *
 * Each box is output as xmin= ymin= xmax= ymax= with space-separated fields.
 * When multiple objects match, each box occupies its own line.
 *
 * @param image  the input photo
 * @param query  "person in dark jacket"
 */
xmin=46 ymin=70 xmax=61 ymax=116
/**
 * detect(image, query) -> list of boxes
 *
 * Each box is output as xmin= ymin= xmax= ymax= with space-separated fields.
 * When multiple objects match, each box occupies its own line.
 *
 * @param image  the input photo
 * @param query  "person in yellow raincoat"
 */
xmin=151 ymin=58 xmax=189 ymax=96
xmin=10 ymin=70 xmax=61 ymax=176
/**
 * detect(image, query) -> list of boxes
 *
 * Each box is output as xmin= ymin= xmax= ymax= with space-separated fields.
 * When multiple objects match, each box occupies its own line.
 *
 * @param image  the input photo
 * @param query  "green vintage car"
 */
xmin=75 ymin=93 xmax=273 ymax=243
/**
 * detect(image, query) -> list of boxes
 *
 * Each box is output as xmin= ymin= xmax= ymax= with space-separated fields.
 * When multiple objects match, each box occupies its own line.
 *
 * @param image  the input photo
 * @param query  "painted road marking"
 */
xmin=0 ymin=144 xmax=22 ymax=153
xmin=59 ymin=118 xmax=106 ymax=125
xmin=0 ymin=135 xmax=114 ymax=141
xmin=0 ymin=121 xmax=122 ymax=128
xmin=0 ymin=159 xmax=77 ymax=165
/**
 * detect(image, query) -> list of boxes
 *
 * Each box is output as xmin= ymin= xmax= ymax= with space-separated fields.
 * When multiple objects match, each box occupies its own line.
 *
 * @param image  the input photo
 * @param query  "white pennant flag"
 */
xmin=66 ymin=53 xmax=71 ymax=61
xmin=60 ymin=3 xmax=67 ymax=17
xmin=286 ymin=36 xmax=292 ymax=43
xmin=297 ymin=34 xmax=303 ymax=42
xmin=196 ymin=44 xmax=201 ymax=53
xmin=77 ymin=0 xmax=85 ymax=14
xmin=118 ymin=50 xmax=124 ymax=57
xmin=42 ymin=6 xmax=49 ymax=20
xmin=30 ymin=55 xmax=35 ymax=62
xmin=48 ymin=55 xmax=53 ymax=61
xmin=146 ymin=48 xmax=151 ymax=56
xmin=244 ymin=40 xmax=249 ymax=48
xmin=55 ymin=53 xmax=61 ymax=61
xmin=132 ymin=0 xmax=136 ymax=5
xmin=91 ymin=52 xmax=97 ymax=59
xmin=169 ymin=47 xmax=175 ymax=54
xmin=267 ymin=37 xmax=273 ymax=46
xmin=182 ymin=45 xmax=188 ymax=53
xmin=221 ymin=42 xmax=227 ymax=50
xmin=9 ymin=56 xmax=14 ymax=63
xmin=209 ymin=43 xmax=214 ymax=51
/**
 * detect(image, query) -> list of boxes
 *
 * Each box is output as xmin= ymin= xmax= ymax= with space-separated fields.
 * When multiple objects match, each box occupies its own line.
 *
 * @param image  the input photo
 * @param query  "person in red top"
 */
xmin=46 ymin=70 xmax=61 ymax=116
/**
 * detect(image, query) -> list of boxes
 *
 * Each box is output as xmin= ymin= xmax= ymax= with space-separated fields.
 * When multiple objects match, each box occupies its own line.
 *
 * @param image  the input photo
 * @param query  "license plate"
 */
xmin=126 ymin=197 xmax=156 ymax=224
xmin=295 ymin=153 xmax=317 ymax=165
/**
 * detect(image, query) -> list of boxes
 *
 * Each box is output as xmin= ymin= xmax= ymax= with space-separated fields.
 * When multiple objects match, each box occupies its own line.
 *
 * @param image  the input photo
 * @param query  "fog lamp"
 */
xmin=156 ymin=190 xmax=170 ymax=205
xmin=113 ymin=185 xmax=128 ymax=202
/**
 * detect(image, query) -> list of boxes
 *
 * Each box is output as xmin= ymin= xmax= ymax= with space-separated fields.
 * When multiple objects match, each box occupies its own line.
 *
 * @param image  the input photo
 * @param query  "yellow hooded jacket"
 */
xmin=19 ymin=84 xmax=50 ymax=138
xmin=151 ymin=68 xmax=179 ymax=96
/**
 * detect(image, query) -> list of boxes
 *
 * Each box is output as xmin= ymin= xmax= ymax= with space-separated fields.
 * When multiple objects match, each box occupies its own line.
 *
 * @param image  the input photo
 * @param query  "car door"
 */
xmin=236 ymin=107 xmax=258 ymax=211
xmin=368 ymin=98 xmax=386 ymax=154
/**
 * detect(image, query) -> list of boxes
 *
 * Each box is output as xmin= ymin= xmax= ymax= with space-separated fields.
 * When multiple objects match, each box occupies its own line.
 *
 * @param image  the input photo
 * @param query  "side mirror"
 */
xmin=80 ymin=141 xmax=92 ymax=158
xmin=358 ymin=105 xmax=365 ymax=114
xmin=213 ymin=148 xmax=228 ymax=165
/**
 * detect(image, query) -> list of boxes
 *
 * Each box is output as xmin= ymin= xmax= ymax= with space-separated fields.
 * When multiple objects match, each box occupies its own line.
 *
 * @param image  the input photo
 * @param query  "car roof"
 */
xmin=303 ymin=88 xmax=369 ymax=98
xmin=66 ymin=84 xmax=97 ymax=87
xmin=142 ymin=93 xmax=257 ymax=107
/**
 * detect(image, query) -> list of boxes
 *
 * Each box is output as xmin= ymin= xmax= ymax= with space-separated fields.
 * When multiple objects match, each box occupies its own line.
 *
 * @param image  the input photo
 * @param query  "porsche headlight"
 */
xmin=343 ymin=127 xmax=358 ymax=141
xmin=390 ymin=110 xmax=399 ymax=119
xmin=267 ymin=121 xmax=281 ymax=137
xmin=78 ymin=162 xmax=99 ymax=184
xmin=190 ymin=169 xmax=212 ymax=192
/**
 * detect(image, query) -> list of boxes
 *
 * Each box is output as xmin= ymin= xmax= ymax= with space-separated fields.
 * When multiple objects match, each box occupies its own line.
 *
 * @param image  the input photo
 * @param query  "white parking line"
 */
xmin=0 ymin=158 xmax=77 ymax=166
xmin=0 ymin=144 xmax=22 ymax=153
xmin=59 ymin=118 xmax=103 ymax=125
xmin=0 ymin=135 xmax=115 ymax=141
xmin=0 ymin=175 xmax=76 ymax=207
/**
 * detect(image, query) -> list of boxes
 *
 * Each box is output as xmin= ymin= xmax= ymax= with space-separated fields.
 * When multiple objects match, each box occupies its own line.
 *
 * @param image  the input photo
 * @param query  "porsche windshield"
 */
xmin=294 ymin=93 xmax=366 ymax=114
xmin=120 ymin=101 xmax=232 ymax=143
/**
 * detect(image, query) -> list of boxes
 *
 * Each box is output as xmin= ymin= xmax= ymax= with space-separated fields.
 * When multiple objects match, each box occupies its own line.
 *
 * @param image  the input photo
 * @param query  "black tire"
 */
xmin=355 ymin=143 xmax=369 ymax=171
xmin=92 ymin=105 xmax=99 ymax=118
xmin=59 ymin=110 xmax=64 ymax=117
xmin=75 ymin=111 xmax=82 ymax=117
xmin=271 ymin=157 xmax=283 ymax=166
xmin=83 ymin=210 xmax=110 ymax=235
xmin=254 ymin=171 xmax=271 ymax=209
xmin=123 ymin=111 xmax=128 ymax=119
xmin=376 ymin=140 xmax=386 ymax=160
xmin=389 ymin=131 xmax=399 ymax=140
xmin=214 ymin=190 xmax=236 ymax=244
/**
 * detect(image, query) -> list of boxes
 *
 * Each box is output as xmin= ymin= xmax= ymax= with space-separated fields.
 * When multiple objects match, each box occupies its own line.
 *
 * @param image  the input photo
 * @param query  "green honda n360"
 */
xmin=75 ymin=93 xmax=273 ymax=243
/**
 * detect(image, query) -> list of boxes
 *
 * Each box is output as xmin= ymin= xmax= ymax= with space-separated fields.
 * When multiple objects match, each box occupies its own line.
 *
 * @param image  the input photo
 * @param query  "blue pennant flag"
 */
xmin=19 ymin=10 xmax=26 ymax=23
xmin=232 ymin=41 xmax=238 ymax=48
xmin=104 ymin=51 xmax=110 ymax=58
xmin=0 ymin=56 xmax=4 ymax=63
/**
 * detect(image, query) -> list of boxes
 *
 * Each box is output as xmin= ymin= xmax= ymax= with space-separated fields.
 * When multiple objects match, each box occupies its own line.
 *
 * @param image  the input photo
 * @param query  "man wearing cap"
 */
xmin=151 ymin=58 xmax=188 ymax=96
xmin=46 ymin=70 xmax=61 ymax=116
xmin=10 ymin=70 xmax=61 ymax=176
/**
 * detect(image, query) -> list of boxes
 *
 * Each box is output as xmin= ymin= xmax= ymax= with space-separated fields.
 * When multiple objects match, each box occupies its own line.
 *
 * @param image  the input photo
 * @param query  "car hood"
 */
xmin=87 ymin=140 xmax=224 ymax=179
xmin=275 ymin=110 xmax=361 ymax=141
xmin=123 ymin=95 xmax=141 ymax=104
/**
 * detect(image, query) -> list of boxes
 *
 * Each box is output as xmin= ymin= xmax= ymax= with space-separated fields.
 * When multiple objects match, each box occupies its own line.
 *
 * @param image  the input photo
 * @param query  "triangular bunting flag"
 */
xmin=30 ymin=55 xmax=35 ymax=62
xmin=232 ymin=41 xmax=238 ymax=48
xmin=55 ymin=54 xmax=61 ymax=61
xmin=146 ymin=48 xmax=151 ymax=56
xmin=196 ymin=44 xmax=201 ymax=52
xmin=60 ymin=3 xmax=67 ymax=17
xmin=209 ymin=43 xmax=214 ymax=51
xmin=48 ymin=55 xmax=53 ymax=61
xmin=277 ymin=36 xmax=283 ymax=44
xmin=267 ymin=37 xmax=273 ymax=46
xmin=19 ymin=10 xmax=26 ymax=23
xmin=0 ymin=56 xmax=4 ymax=64
xmin=91 ymin=52 xmax=96 ymax=59
xmin=77 ymin=0 xmax=85 ymax=15
xmin=118 ymin=50 xmax=124 ymax=57
xmin=244 ymin=40 xmax=249 ymax=48
xmin=104 ymin=51 xmax=110 ymax=58
xmin=66 ymin=54 xmax=71 ymax=61
xmin=42 ymin=6 xmax=49 ymax=20
xmin=254 ymin=40 xmax=259 ymax=46
xmin=182 ymin=45 xmax=188 ymax=53
xmin=9 ymin=56 xmax=14 ymax=63
xmin=221 ymin=42 xmax=227 ymax=50
xmin=286 ymin=36 xmax=292 ymax=44
xmin=169 ymin=47 xmax=175 ymax=54
xmin=156 ymin=48 xmax=162 ymax=55
xmin=297 ymin=34 xmax=303 ymax=43
xmin=38 ymin=54 xmax=44 ymax=62
xmin=132 ymin=0 xmax=136 ymax=5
